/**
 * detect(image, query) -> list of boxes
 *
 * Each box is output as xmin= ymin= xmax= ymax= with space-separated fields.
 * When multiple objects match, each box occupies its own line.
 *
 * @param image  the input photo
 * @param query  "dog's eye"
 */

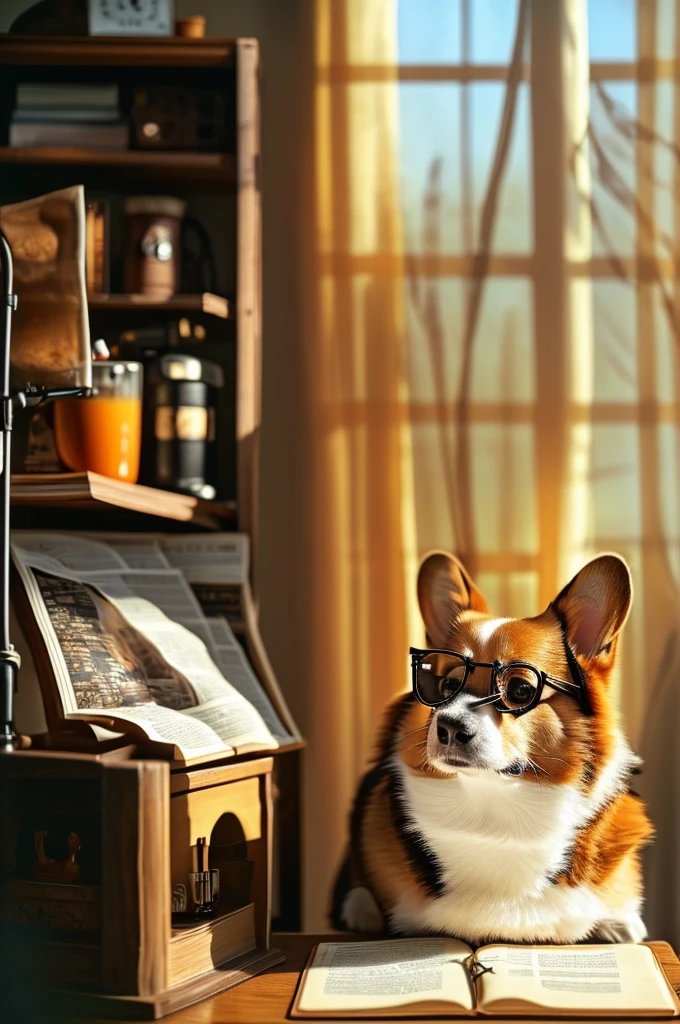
xmin=415 ymin=653 xmax=467 ymax=706
xmin=496 ymin=666 xmax=539 ymax=710
xmin=507 ymin=678 xmax=533 ymax=703
xmin=439 ymin=666 xmax=465 ymax=699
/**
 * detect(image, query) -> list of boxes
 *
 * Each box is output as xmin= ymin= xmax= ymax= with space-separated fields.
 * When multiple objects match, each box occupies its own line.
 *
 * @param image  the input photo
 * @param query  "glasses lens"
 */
xmin=415 ymin=652 xmax=467 ymax=706
xmin=495 ymin=664 xmax=540 ymax=711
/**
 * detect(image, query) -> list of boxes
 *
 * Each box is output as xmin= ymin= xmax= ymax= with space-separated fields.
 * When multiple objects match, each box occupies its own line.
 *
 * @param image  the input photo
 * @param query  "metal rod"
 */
xmin=0 ymin=229 xmax=20 ymax=752
xmin=0 ymin=229 xmax=91 ymax=752
xmin=1 ymin=231 xmax=13 ymax=651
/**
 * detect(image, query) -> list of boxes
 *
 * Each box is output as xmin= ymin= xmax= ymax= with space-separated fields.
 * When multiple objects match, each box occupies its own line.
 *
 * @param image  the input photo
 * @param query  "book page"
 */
xmin=294 ymin=939 xmax=475 ymax=1017
xmin=74 ymin=702 xmax=233 ymax=761
xmin=477 ymin=943 xmax=678 ymax=1017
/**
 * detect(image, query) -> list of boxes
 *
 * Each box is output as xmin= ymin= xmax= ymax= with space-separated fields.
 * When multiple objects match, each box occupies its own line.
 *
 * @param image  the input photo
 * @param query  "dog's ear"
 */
xmin=551 ymin=553 xmax=632 ymax=660
xmin=417 ymin=552 xmax=488 ymax=648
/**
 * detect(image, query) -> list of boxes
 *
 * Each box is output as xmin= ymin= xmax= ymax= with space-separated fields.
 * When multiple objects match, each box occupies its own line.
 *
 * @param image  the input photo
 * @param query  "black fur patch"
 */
xmin=329 ymin=692 xmax=446 ymax=925
xmin=581 ymin=759 xmax=597 ymax=786
xmin=329 ymin=696 xmax=416 ymax=926
xmin=385 ymin=761 xmax=446 ymax=900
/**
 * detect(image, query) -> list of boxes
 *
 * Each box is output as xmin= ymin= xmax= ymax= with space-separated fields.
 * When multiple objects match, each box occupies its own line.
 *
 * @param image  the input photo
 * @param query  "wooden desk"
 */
xmin=84 ymin=934 xmax=680 ymax=1023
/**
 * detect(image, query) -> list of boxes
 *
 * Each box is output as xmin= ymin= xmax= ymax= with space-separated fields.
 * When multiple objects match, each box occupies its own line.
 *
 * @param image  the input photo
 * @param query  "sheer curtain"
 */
xmin=300 ymin=0 xmax=422 ymax=931
xmin=300 ymin=0 xmax=680 ymax=939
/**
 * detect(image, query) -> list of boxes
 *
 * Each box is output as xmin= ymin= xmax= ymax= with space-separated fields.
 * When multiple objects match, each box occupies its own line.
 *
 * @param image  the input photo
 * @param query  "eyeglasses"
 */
xmin=409 ymin=645 xmax=590 ymax=717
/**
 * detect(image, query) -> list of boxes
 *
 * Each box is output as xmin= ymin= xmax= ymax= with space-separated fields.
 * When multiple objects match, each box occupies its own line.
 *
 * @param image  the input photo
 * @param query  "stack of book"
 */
xmin=10 ymin=83 xmax=128 ymax=149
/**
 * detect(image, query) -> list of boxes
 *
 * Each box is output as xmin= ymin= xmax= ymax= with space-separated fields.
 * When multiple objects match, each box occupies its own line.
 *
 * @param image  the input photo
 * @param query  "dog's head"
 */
xmin=398 ymin=552 xmax=632 ymax=787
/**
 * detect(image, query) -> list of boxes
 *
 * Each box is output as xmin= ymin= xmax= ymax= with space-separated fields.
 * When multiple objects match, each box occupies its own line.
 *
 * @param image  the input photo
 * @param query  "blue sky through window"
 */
xmin=395 ymin=1 xmax=644 ymax=255
xmin=397 ymin=1 xmax=638 ymax=65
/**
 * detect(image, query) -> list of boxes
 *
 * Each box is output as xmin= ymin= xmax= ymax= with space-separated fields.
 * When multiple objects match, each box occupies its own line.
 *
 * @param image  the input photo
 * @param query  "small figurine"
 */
xmin=33 ymin=830 xmax=81 ymax=883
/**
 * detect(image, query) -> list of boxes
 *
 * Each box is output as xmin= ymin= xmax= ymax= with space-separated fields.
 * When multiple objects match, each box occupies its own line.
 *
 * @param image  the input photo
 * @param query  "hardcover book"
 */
xmin=291 ymin=939 xmax=680 ymax=1018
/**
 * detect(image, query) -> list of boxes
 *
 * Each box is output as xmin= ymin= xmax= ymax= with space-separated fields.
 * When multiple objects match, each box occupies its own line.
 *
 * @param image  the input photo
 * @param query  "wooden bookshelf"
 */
xmin=0 ymin=33 xmax=302 ymax=941
xmin=88 ymin=292 xmax=232 ymax=319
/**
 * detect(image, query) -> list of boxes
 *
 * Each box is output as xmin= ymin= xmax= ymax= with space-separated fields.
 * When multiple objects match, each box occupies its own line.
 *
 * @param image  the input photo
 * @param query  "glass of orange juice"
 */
xmin=54 ymin=361 xmax=143 ymax=483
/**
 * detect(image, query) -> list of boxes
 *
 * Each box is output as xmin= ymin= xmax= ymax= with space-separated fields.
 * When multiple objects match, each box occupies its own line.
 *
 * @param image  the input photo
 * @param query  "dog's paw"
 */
xmin=592 ymin=914 xmax=647 ymax=943
xmin=341 ymin=887 xmax=384 ymax=932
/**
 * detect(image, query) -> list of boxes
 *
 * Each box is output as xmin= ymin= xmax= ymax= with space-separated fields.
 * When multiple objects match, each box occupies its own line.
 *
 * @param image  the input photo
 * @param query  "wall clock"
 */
xmin=88 ymin=0 xmax=174 ymax=37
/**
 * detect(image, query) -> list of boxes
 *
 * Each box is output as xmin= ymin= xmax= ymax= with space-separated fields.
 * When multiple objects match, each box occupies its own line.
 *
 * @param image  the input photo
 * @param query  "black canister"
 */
xmin=144 ymin=353 xmax=224 ymax=499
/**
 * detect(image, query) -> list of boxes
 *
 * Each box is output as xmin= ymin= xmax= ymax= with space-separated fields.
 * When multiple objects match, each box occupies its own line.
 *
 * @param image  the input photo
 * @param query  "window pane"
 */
xmin=656 ymin=0 xmax=677 ymax=60
xmin=470 ymin=83 xmax=531 ymax=253
xmin=404 ymin=277 xmax=533 ymax=404
xmin=399 ymin=82 xmax=531 ymax=255
xmin=470 ymin=424 xmax=537 ymax=554
xmin=589 ymin=82 xmax=637 ymax=258
xmin=397 ymin=0 xmax=462 ymax=64
xmin=589 ymin=424 xmax=640 ymax=539
xmin=652 ymin=81 xmax=676 ymax=260
xmin=588 ymin=0 xmax=635 ymax=62
xmin=411 ymin=421 xmax=460 ymax=554
xmin=470 ymin=278 xmax=533 ymax=403
xmin=470 ymin=0 xmax=521 ymax=65
xmin=405 ymin=277 xmax=465 ymax=403
xmin=652 ymin=284 xmax=678 ymax=406
xmin=592 ymin=281 xmax=637 ymax=403
xmin=399 ymin=83 xmax=463 ymax=253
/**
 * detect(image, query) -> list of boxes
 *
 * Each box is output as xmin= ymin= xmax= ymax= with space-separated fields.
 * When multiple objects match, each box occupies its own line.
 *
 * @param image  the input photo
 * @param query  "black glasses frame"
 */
xmin=409 ymin=645 xmax=591 ymax=717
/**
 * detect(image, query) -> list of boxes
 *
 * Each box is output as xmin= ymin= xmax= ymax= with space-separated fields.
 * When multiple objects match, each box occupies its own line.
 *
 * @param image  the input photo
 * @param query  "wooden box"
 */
xmin=0 ymin=749 xmax=283 ymax=1019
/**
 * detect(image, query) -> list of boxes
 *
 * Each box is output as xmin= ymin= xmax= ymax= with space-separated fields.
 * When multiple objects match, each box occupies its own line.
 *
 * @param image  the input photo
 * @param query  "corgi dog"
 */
xmin=331 ymin=552 xmax=653 ymax=945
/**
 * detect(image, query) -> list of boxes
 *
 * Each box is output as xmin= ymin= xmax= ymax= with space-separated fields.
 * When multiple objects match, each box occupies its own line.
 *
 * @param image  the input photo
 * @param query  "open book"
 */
xmin=11 ymin=531 xmax=301 ymax=764
xmin=291 ymin=939 xmax=680 ymax=1018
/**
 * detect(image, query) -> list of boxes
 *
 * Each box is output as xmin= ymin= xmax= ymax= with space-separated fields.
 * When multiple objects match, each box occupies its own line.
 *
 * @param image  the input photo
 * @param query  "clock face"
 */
xmin=89 ymin=0 xmax=174 ymax=36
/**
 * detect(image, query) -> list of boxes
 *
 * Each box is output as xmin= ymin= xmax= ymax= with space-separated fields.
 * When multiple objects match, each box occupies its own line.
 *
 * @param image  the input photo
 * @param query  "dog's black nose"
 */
xmin=436 ymin=717 xmax=476 ymax=746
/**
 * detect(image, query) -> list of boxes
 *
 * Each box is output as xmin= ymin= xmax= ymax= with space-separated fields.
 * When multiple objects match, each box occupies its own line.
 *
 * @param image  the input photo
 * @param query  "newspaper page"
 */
xmin=11 ymin=533 xmax=283 ymax=760
xmin=73 ymin=531 xmax=296 ymax=739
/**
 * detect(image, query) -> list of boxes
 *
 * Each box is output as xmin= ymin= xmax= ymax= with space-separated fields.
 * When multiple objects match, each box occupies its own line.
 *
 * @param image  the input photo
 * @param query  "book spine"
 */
xmin=9 ymin=121 xmax=129 ymax=149
xmin=95 ymin=203 xmax=108 ymax=293
xmin=86 ymin=204 xmax=96 ymax=295
xmin=86 ymin=201 xmax=110 ymax=295
xmin=16 ymin=84 xmax=119 ymax=110
xmin=13 ymin=109 xmax=121 ymax=123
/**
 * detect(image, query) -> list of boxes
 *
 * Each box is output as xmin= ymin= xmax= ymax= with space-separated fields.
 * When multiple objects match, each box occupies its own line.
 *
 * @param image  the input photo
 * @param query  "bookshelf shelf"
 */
xmin=88 ymin=292 xmax=233 ymax=319
xmin=0 ymin=34 xmax=236 ymax=69
xmin=0 ymin=147 xmax=236 ymax=183
xmin=10 ymin=472 xmax=237 ymax=530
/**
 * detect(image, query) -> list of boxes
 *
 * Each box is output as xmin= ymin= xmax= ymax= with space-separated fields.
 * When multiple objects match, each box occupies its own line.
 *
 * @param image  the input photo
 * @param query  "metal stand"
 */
xmin=0 ymin=229 xmax=90 ymax=753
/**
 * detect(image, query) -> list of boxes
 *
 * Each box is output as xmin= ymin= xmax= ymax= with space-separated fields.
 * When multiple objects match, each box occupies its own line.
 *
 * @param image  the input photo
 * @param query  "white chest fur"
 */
xmin=388 ymin=758 xmax=643 ymax=943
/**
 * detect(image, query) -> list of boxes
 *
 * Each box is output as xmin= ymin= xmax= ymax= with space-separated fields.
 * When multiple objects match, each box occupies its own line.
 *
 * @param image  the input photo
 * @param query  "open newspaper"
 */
xmin=11 ymin=532 xmax=299 ymax=763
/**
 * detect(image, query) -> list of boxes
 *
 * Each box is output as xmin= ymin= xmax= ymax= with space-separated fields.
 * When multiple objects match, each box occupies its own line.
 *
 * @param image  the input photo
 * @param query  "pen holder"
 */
xmin=188 ymin=868 xmax=220 ymax=916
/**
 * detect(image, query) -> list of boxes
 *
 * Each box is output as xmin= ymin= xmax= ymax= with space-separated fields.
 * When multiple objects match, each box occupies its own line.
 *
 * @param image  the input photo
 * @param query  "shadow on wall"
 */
xmin=638 ymin=627 xmax=680 ymax=946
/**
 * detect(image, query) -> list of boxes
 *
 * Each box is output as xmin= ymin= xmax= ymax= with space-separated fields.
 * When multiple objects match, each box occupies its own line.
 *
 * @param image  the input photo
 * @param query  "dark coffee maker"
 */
xmin=143 ymin=353 xmax=224 ymax=499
